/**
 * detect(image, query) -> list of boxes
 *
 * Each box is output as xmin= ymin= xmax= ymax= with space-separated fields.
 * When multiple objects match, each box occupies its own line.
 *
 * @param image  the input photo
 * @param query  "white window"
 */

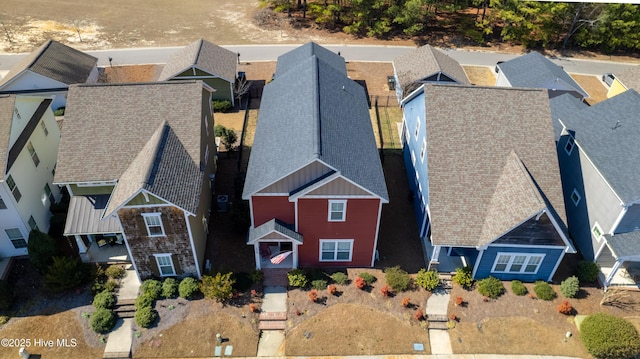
xmin=44 ymin=183 xmax=55 ymax=204
xmin=0 ymin=195 xmax=6 ymax=210
xmin=28 ymin=216 xmax=38 ymax=231
xmin=420 ymin=138 xmax=426 ymax=161
xmin=6 ymin=175 xmax=21 ymax=203
xmin=492 ymin=253 xmax=545 ymax=274
xmin=570 ymin=188 xmax=581 ymax=206
xmin=320 ymin=240 xmax=353 ymax=261
xmin=414 ymin=117 xmax=420 ymax=139
xmin=5 ymin=228 xmax=26 ymax=249
xmin=27 ymin=142 xmax=40 ymax=167
xmin=14 ymin=107 xmax=21 ymax=120
xmin=154 ymin=254 xmax=176 ymax=276
xmin=592 ymin=222 xmax=604 ymax=242
xmin=564 ymin=137 xmax=575 ymax=155
xmin=142 ymin=213 xmax=165 ymax=237
xmin=40 ymin=121 xmax=49 ymax=136
xmin=328 ymin=200 xmax=347 ymax=222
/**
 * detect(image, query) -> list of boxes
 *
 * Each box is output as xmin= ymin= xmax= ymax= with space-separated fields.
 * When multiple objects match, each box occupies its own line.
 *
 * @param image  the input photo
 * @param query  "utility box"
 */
xmin=387 ymin=76 xmax=396 ymax=91
xmin=217 ymin=195 xmax=229 ymax=212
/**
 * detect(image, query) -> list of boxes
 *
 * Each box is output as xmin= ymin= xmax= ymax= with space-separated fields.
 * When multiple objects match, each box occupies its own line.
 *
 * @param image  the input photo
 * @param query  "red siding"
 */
xmin=251 ymin=196 xmax=295 ymax=227
xmin=297 ymin=198 xmax=380 ymax=267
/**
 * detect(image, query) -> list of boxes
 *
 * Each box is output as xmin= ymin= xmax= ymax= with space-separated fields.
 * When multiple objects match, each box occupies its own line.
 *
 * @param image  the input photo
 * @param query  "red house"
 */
xmin=242 ymin=43 xmax=388 ymax=270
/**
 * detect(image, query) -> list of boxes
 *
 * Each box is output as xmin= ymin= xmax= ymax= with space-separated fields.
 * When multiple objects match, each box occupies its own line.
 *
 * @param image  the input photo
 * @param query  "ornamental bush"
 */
xmin=105 ymin=265 xmax=125 ymax=279
xmin=311 ymin=279 xmax=328 ymax=290
xmin=557 ymin=300 xmax=573 ymax=315
xmin=384 ymin=266 xmax=411 ymax=292
xmin=415 ymin=269 xmax=440 ymax=291
xmin=44 ymin=256 xmax=87 ymax=291
xmin=560 ymin=276 xmax=580 ymax=298
xmin=93 ymin=290 xmax=116 ymax=309
xmin=135 ymin=306 xmax=158 ymax=328
xmin=212 ymin=100 xmax=233 ymax=113
xmin=380 ymin=284 xmax=392 ymax=297
xmin=452 ymin=266 xmax=473 ymax=288
xmin=179 ymin=277 xmax=199 ymax=299
xmin=577 ymin=261 xmax=600 ymax=283
xmin=140 ymin=279 xmax=162 ymax=300
xmin=249 ymin=270 xmax=264 ymax=283
xmin=354 ymin=276 xmax=366 ymax=289
xmin=580 ymin=313 xmax=640 ymax=359
xmin=135 ymin=293 xmax=154 ymax=310
xmin=358 ymin=272 xmax=377 ymax=285
xmin=330 ymin=272 xmax=349 ymax=285
xmin=511 ymin=280 xmax=528 ymax=296
xmin=477 ymin=276 xmax=504 ymax=299
xmin=533 ymin=281 xmax=556 ymax=301
xmin=200 ymin=272 xmax=235 ymax=302
xmin=27 ymin=230 xmax=58 ymax=274
xmin=90 ymin=308 xmax=116 ymax=334
xmin=162 ymin=278 xmax=178 ymax=298
xmin=287 ymin=269 xmax=308 ymax=288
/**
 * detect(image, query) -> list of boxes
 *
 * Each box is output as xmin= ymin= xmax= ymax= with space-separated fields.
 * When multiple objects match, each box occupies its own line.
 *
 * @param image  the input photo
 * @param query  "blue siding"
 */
xmin=475 ymin=245 xmax=564 ymax=282
xmin=452 ymin=247 xmax=479 ymax=267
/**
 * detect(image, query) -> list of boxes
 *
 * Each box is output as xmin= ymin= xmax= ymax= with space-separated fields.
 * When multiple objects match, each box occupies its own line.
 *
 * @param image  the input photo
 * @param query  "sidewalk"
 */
xmin=103 ymin=264 xmax=140 ymax=359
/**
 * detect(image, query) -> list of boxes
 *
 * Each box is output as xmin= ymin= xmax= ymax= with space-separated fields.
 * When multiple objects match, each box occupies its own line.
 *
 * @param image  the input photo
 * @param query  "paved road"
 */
xmin=0 ymin=44 xmax=638 ymax=76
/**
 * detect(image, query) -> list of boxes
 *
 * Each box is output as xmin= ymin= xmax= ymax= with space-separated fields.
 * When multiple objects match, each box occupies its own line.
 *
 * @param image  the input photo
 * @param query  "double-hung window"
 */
xmin=5 ymin=228 xmax=26 ymax=249
xmin=0 ymin=195 xmax=6 ymax=210
xmin=320 ymin=240 xmax=353 ymax=261
xmin=154 ymin=254 xmax=176 ymax=276
xmin=6 ymin=175 xmax=21 ymax=202
xmin=328 ymin=200 xmax=347 ymax=222
xmin=492 ymin=253 xmax=545 ymax=274
xmin=27 ymin=142 xmax=40 ymax=167
xmin=44 ymin=183 xmax=55 ymax=204
xmin=142 ymin=213 xmax=165 ymax=237
xmin=592 ymin=222 xmax=604 ymax=242
xmin=28 ymin=216 xmax=38 ymax=231
xmin=41 ymin=121 xmax=49 ymax=136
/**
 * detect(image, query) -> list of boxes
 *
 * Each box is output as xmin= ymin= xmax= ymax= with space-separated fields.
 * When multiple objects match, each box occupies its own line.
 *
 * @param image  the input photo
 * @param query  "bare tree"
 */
xmin=0 ymin=14 xmax=14 ymax=44
xmin=233 ymin=77 xmax=252 ymax=104
xmin=601 ymin=288 xmax=640 ymax=311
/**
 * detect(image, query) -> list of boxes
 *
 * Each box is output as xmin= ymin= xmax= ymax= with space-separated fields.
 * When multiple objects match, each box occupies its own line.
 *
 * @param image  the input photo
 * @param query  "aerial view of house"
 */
xmin=243 ymin=42 xmax=388 ymax=270
xmin=53 ymin=81 xmax=216 ymax=281
xmin=0 ymin=94 xmax=61 ymax=258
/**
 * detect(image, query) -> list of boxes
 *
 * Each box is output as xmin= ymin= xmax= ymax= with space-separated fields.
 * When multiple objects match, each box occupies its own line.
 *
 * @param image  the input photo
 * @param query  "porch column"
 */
xmin=292 ymin=243 xmax=299 ymax=269
xmin=605 ymin=260 xmax=623 ymax=290
xmin=428 ymin=245 xmax=441 ymax=271
xmin=75 ymin=235 xmax=92 ymax=263
xmin=254 ymin=243 xmax=262 ymax=270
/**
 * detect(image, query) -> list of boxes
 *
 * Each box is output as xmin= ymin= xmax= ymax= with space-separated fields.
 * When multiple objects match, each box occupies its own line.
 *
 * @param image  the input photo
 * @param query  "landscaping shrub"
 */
xmin=580 ymin=313 xmax=640 ymax=359
xmin=0 ymin=280 xmax=13 ymax=311
xmin=90 ymin=308 xmax=116 ymax=333
xmin=358 ymin=272 xmax=376 ymax=285
xmin=311 ymin=279 xmax=328 ymax=290
xmin=511 ymin=280 xmax=528 ymax=296
xmin=249 ymin=303 xmax=258 ymax=312
xmin=44 ymin=256 xmax=87 ymax=291
xmin=330 ymin=271 xmax=349 ymax=285
xmin=179 ymin=277 xmax=199 ymax=299
xmin=533 ymin=281 xmax=556 ymax=301
xmin=214 ymin=124 xmax=226 ymax=137
xmin=577 ymin=261 xmax=600 ymax=283
xmin=560 ymin=276 xmax=580 ymax=298
xmin=27 ymin=230 xmax=58 ymax=273
xmin=354 ymin=276 xmax=366 ymax=289
xmin=557 ymin=300 xmax=573 ymax=315
xmin=53 ymin=107 xmax=65 ymax=116
xmin=104 ymin=280 xmax=118 ymax=292
xmin=93 ymin=290 xmax=116 ymax=309
xmin=476 ymin=276 xmax=504 ymax=299
xmin=287 ymin=269 xmax=308 ymax=288
xmin=454 ymin=296 xmax=464 ymax=306
xmin=140 ymin=279 xmax=162 ymax=300
xmin=380 ymin=284 xmax=391 ymax=297
xmin=162 ymin=278 xmax=178 ymax=299
xmin=327 ymin=284 xmax=337 ymax=295
xmin=135 ymin=306 xmax=158 ymax=328
xmin=384 ymin=266 xmax=411 ymax=291
xmin=415 ymin=268 xmax=440 ymax=291
xmin=135 ymin=294 xmax=154 ymax=310
xmin=233 ymin=272 xmax=253 ymax=292
xmin=308 ymin=289 xmax=318 ymax=302
xmin=452 ymin=266 xmax=473 ymax=288
xmin=249 ymin=270 xmax=264 ymax=283
xmin=401 ymin=297 xmax=410 ymax=307
xmin=200 ymin=272 xmax=235 ymax=302
xmin=105 ymin=265 xmax=125 ymax=279
xmin=414 ymin=308 xmax=424 ymax=321
xmin=212 ymin=100 xmax=233 ymax=113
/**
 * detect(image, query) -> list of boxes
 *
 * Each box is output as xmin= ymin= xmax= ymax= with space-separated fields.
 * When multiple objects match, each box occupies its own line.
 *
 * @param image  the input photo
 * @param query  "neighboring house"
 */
xmin=0 ymin=94 xmax=61 ymax=258
xmin=551 ymin=90 xmax=640 ymax=289
xmin=158 ymin=39 xmax=237 ymax=106
xmin=54 ymin=81 xmax=216 ymax=281
xmin=242 ymin=42 xmax=388 ymax=270
xmin=496 ymin=52 xmax=589 ymax=101
xmin=392 ymin=44 xmax=470 ymax=103
xmin=401 ymin=84 xmax=575 ymax=281
xmin=0 ymin=40 xmax=99 ymax=110
xmin=606 ymin=65 xmax=640 ymax=98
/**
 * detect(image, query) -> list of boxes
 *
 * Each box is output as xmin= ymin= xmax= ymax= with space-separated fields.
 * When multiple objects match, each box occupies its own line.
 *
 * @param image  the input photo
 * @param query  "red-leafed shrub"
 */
xmin=454 ymin=296 xmax=463 ymax=306
xmin=401 ymin=297 xmax=410 ymax=307
xmin=250 ymin=289 xmax=257 ymax=297
xmin=449 ymin=313 xmax=458 ymax=321
xmin=355 ymin=276 xmax=366 ymax=289
xmin=414 ymin=308 xmax=424 ymax=321
xmin=295 ymin=309 xmax=301 ymax=316
xmin=327 ymin=284 xmax=337 ymax=295
xmin=308 ymin=289 xmax=318 ymax=302
xmin=380 ymin=284 xmax=391 ymax=297
xmin=249 ymin=303 xmax=258 ymax=313
xmin=557 ymin=300 xmax=573 ymax=315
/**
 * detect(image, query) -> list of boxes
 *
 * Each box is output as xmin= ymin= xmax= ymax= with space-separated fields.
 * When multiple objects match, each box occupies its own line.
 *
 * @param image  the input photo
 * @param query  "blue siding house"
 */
xmin=401 ymin=84 xmax=575 ymax=281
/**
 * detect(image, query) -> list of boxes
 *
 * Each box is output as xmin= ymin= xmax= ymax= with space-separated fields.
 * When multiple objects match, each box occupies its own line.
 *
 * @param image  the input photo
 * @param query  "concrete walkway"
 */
xmin=256 ymin=286 xmax=288 ymax=357
xmin=103 ymin=265 xmax=140 ymax=359
xmin=159 ymin=355 xmax=584 ymax=359
xmin=425 ymin=288 xmax=452 ymax=355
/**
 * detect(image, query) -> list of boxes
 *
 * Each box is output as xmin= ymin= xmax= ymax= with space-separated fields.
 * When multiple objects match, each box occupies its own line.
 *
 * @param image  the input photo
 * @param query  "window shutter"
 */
xmin=162 ymin=212 xmax=172 ymax=235
xmin=171 ymin=254 xmax=183 ymax=275
xmin=149 ymin=256 xmax=161 ymax=277
xmin=136 ymin=214 xmax=146 ymax=235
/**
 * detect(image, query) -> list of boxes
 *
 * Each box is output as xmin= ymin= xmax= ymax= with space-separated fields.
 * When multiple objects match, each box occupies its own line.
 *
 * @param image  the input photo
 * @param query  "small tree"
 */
xmin=560 ymin=276 xmax=580 ymax=298
xmin=380 ymin=284 xmax=392 ymax=297
xmin=27 ymin=230 xmax=58 ymax=273
xmin=222 ymin=129 xmax=238 ymax=152
xmin=200 ymin=272 xmax=235 ymax=302
xmin=327 ymin=284 xmax=337 ymax=295
xmin=415 ymin=269 xmax=440 ymax=291
xmin=308 ymin=289 xmax=318 ymax=302
xmin=580 ymin=313 xmax=640 ymax=359
xmin=354 ymin=276 xmax=366 ymax=289
xmin=358 ymin=272 xmax=377 ymax=285
xmin=557 ymin=300 xmax=573 ymax=315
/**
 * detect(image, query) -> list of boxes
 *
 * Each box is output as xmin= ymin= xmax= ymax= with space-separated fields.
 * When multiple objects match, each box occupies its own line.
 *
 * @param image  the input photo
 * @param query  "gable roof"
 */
xmin=158 ymin=39 xmax=237 ymax=82
xmin=497 ymin=52 xmax=588 ymax=99
xmin=54 ymin=81 xmax=207 ymax=215
xmin=274 ymin=42 xmax=346 ymax=78
xmin=0 ymin=40 xmax=97 ymax=88
xmin=423 ymin=85 xmax=567 ymax=247
xmin=393 ymin=45 xmax=470 ymax=95
xmin=0 ymin=95 xmax=16 ymax=178
xmin=558 ymin=89 xmax=640 ymax=204
xmin=248 ymin=218 xmax=303 ymax=244
xmin=614 ymin=65 xmax=640 ymax=92
xmin=549 ymin=93 xmax=588 ymax=140
xmin=242 ymin=43 xmax=388 ymax=202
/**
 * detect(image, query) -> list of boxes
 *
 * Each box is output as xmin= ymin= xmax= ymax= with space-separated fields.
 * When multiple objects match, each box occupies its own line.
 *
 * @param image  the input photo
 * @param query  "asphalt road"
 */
xmin=0 ymin=44 xmax=638 ymax=76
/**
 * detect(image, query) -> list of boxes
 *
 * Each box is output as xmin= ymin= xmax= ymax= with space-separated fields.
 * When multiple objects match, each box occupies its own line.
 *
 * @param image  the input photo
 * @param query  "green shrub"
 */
xmin=104 ymin=279 xmax=118 ymax=292
xmin=162 ymin=278 xmax=178 ymax=298
xmin=358 ymin=272 xmax=377 ymax=285
xmin=214 ymin=124 xmax=226 ymax=137
xmin=135 ymin=306 xmax=158 ymax=328
xmin=135 ymin=294 xmax=154 ymax=310
xmin=477 ymin=276 xmax=504 ymax=299
xmin=44 ymin=256 xmax=87 ymax=291
xmin=212 ymin=100 xmax=233 ymax=113
xmin=179 ymin=277 xmax=199 ymax=299
xmin=105 ymin=265 xmax=125 ymax=279
xmin=511 ymin=280 xmax=528 ymax=296
xmin=232 ymin=272 xmax=253 ymax=292
xmin=27 ymin=230 xmax=58 ymax=274
xmin=288 ymin=269 xmax=308 ymax=288
xmin=533 ymin=281 xmax=556 ymax=301
xmin=90 ymin=308 xmax=116 ymax=334
xmin=311 ymin=279 xmax=328 ymax=290
xmin=140 ymin=279 xmax=162 ymax=300
xmin=93 ymin=290 xmax=116 ymax=309
xmin=415 ymin=269 xmax=440 ymax=291
xmin=560 ymin=276 xmax=580 ymax=298
xmin=577 ymin=261 xmax=600 ymax=283
xmin=53 ymin=107 xmax=65 ymax=116
xmin=249 ymin=270 xmax=264 ymax=283
xmin=330 ymin=272 xmax=349 ymax=285
xmin=384 ymin=266 xmax=411 ymax=292
xmin=580 ymin=313 xmax=640 ymax=359
xmin=0 ymin=280 xmax=13 ymax=311
xmin=200 ymin=272 xmax=235 ymax=302
xmin=452 ymin=266 xmax=474 ymax=288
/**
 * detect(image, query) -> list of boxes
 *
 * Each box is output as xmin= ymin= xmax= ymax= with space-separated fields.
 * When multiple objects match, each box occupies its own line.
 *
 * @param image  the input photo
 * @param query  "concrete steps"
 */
xmin=113 ymin=299 xmax=136 ymax=319
xmin=259 ymin=311 xmax=287 ymax=321
xmin=258 ymin=320 xmax=286 ymax=330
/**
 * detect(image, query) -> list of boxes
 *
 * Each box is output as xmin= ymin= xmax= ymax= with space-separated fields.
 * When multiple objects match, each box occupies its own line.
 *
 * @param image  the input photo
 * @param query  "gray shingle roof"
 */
xmin=274 ymin=42 xmax=346 ymax=78
xmin=248 ymin=219 xmax=303 ymax=243
xmin=242 ymin=44 xmax=388 ymax=202
xmin=393 ymin=45 xmax=470 ymax=96
xmin=614 ymin=65 xmax=640 ymax=92
xmin=605 ymin=231 xmax=640 ymax=259
xmin=424 ymin=85 xmax=567 ymax=247
xmin=0 ymin=95 xmax=16 ymax=179
xmin=55 ymin=81 xmax=205 ymax=214
xmin=497 ymin=52 xmax=588 ymax=98
xmin=559 ymin=89 xmax=640 ymax=204
xmin=549 ymin=93 xmax=588 ymax=140
xmin=0 ymin=40 xmax=97 ymax=88
xmin=158 ymin=39 xmax=237 ymax=82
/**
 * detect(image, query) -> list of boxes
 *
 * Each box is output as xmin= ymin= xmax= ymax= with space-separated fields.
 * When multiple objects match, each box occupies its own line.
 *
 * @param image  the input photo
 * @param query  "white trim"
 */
xmin=328 ymin=199 xmax=347 ymax=222
xmin=142 ymin=191 xmax=150 ymax=203
xmin=399 ymin=83 xmax=426 ymax=106
xmin=249 ymin=198 xmax=255 ymax=228
xmin=370 ymin=200 xmax=383 ymax=267
xmin=153 ymin=253 xmax=176 ymax=277
xmin=116 ymin=218 xmax=141 ymax=283
xmin=543 ymin=209 xmax=576 ymax=253
xmin=489 ymin=243 xmax=565 ymax=249
xmin=103 ymin=188 xmax=194 ymax=219
xmin=548 ymin=249 xmax=567 ymax=282
xmin=570 ymin=188 xmax=581 ymax=206
xmin=243 ymin=159 xmax=334 ymax=199
xmin=414 ymin=117 xmax=420 ymax=139
xmin=319 ymin=239 xmax=354 ymax=262
xmin=564 ymin=136 xmax=575 ymax=156
xmin=411 ymin=151 xmax=416 ymax=166
xmin=142 ymin=213 xmax=166 ymax=237
xmin=592 ymin=221 xmax=604 ymax=243
xmin=288 ymin=171 xmax=386 ymax=202
xmin=472 ymin=249 xmax=484 ymax=278
xmin=253 ymin=192 xmax=290 ymax=196
xmin=609 ymin=205 xmax=628 ymax=235
xmin=294 ymin=199 xmax=299 ymax=232
xmin=299 ymin=194 xmax=377 ymax=199
xmin=184 ymin=211 xmax=201 ymax=278
xmin=76 ymin=181 xmax=117 ymax=187
xmin=490 ymin=252 xmax=546 ymax=274
xmin=420 ymin=138 xmax=426 ymax=162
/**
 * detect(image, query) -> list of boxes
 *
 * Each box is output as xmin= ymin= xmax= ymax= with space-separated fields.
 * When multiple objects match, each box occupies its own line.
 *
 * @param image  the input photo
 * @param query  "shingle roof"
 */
xmin=605 ymin=231 xmax=640 ymax=259
xmin=0 ymin=95 xmax=16 ymax=179
xmin=549 ymin=93 xmax=588 ymax=140
xmin=275 ymin=42 xmax=346 ymax=78
xmin=497 ymin=52 xmax=588 ymax=98
xmin=242 ymin=43 xmax=388 ymax=201
xmin=558 ymin=89 xmax=640 ymax=204
xmin=424 ymin=85 xmax=566 ymax=247
xmin=55 ymin=81 xmax=206 ymax=214
xmin=248 ymin=219 xmax=303 ymax=244
xmin=393 ymin=45 xmax=470 ymax=96
xmin=615 ymin=65 xmax=640 ymax=92
xmin=0 ymin=40 xmax=97 ymax=88
xmin=158 ymin=39 xmax=237 ymax=82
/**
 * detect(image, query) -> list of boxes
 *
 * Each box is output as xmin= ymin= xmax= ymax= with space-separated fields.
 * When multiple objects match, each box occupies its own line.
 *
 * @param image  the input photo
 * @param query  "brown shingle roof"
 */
xmin=158 ymin=39 xmax=237 ymax=82
xmin=424 ymin=85 xmax=566 ymax=247
xmin=615 ymin=65 xmax=640 ymax=92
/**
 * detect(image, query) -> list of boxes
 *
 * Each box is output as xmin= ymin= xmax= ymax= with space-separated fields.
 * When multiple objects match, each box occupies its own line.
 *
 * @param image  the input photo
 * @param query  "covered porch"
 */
xmin=600 ymin=233 xmax=640 ymax=290
xmin=423 ymin=237 xmax=465 ymax=273
xmin=247 ymin=219 xmax=302 ymax=270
